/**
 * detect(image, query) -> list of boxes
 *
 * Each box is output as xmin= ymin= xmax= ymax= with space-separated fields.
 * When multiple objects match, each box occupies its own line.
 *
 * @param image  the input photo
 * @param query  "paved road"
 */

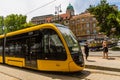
xmin=0 ymin=64 xmax=120 ymax=80
xmin=0 ymin=65 xmax=83 ymax=80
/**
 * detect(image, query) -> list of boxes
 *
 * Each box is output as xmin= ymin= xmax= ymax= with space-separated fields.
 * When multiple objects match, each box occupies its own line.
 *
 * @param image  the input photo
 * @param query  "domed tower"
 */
xmin=66 ymin=3 xmax=75 ymax=16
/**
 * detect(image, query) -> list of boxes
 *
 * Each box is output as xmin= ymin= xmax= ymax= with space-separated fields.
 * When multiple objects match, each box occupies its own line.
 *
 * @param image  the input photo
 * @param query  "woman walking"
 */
xmin=102 ymin=41 xmax=108 ymax=59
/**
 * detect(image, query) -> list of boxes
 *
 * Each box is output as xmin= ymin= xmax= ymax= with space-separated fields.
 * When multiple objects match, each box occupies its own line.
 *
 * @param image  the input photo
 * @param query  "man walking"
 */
xmin=84 ymin=42 xmax=89 ymax=60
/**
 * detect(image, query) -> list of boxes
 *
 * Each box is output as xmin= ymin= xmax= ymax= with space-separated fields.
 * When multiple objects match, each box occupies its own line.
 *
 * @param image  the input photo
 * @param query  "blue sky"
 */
xmin=72 ymin=0 xmax=120 ymax=14
xmin=0 ymin=0 xmax=120 ymax=22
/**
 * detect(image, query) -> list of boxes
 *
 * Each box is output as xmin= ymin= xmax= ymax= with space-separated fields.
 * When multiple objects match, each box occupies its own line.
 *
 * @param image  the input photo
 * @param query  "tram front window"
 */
xmin=42 ymin=29 xmax=67 ymax=60
xmin=58 ymin=26 xmax=84 ymax=66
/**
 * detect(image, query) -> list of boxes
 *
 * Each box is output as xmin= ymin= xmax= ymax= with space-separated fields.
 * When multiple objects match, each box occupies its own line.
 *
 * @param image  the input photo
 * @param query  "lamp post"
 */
xmin=55 ymin=4 xmax=62 ymax=23
xmin=2 ymin=16 xmax=6 ymax=64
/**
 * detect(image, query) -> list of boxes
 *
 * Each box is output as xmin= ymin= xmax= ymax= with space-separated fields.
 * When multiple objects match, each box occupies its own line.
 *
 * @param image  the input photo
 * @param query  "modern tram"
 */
xmin=0 ymin=23 xmax=84 ymax=72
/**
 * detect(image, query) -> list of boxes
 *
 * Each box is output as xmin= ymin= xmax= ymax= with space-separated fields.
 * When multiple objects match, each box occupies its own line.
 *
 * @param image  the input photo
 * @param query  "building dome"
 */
xmin=67 ymin=3 xmax=74 ymax=10
xmin=66 ymin=3 xmax=75 ymax=16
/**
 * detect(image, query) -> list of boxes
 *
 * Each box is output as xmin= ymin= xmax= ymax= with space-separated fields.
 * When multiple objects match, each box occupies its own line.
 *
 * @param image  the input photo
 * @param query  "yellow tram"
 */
xmin=0 ymin=23 xmax=84 ymax=72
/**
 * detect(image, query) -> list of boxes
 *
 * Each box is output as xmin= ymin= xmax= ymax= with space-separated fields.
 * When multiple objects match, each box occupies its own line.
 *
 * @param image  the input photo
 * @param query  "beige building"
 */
xmin=69 ymin=11 xmax=102 ymax=41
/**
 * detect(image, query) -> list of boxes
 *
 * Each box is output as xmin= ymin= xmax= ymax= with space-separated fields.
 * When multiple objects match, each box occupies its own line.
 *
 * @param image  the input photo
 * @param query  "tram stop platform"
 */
xmin=84 ymin=50 xmax=120 ymax=72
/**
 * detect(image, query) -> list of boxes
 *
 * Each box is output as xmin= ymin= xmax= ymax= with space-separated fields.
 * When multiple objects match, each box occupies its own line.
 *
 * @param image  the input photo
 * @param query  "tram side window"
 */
xmin=9 ymin=43 xmax=15 ymax=56
xmin=0 ymin=39 xmax=3 ymax=55
xmin=6 ymin=31 xmax=42 ymax=58
xmin=0 ymin=46 xmax=2 ymax=55
xmin=30 ymin=37 xmax=41 ymax=59
xmin=5 ymin=41 xmax=22 ymax=57
xmin=14 ymin=42 xmax=22 ymax=57
xmin=42 ymin=29 xmax=67 ymax=60
xmin=6 ymin=39 xmax=25 ymax=57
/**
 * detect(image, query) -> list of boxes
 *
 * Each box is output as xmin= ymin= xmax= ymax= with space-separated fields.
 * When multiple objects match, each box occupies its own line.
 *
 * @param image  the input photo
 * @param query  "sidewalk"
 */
xmin=84 ymin=50 xmax=120 ymax=72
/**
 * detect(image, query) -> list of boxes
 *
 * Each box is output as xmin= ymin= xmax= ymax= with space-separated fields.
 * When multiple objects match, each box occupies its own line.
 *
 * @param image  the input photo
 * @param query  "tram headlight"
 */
xmin=79 ymin=55 xmax=84 ymax=62
xmin=80 ymin=55 xmax=85 ymax=66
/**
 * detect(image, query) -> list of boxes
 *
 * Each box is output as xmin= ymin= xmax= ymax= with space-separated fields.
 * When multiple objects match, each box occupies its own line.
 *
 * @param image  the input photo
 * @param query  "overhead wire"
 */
xmin=26 ymin=0 xmax=56 ymax=15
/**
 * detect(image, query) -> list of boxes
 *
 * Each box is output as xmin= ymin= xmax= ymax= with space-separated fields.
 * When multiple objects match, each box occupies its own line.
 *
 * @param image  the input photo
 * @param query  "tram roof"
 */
xmin=0 ymin=23 xmax=67 ymax=39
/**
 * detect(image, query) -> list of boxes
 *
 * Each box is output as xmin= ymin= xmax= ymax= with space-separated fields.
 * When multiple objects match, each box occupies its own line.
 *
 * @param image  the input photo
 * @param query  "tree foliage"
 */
xmin=88 ymin=0 xmax=120 ymax=37
xmin=0 ymin=14 xmax=35 ymax=35
xmin=23 ymin=22 xmax=35 ymax=28
xmin=4 ymin=14 xmax=27 ymax=32
xmin=0 ymin=16 xmax=4 ymax=34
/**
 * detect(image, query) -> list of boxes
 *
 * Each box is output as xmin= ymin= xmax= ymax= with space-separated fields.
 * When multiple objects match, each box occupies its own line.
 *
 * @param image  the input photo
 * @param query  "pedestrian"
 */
xmin=102 ymin=40 xmax=108 ymax=59
xmin=84 ymin=42 xmax=89 ymax=60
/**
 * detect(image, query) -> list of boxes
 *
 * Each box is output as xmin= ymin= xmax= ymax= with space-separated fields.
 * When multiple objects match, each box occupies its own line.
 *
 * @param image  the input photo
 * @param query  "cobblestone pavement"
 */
xmin=82 ymin=69 xmax=120 ymax=80
xmin=85 ymin=56 xmax=120 ymax=70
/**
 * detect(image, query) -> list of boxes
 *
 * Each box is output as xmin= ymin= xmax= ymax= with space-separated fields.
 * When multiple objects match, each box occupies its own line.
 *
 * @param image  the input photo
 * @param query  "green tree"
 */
xmin=115 ymin=11 xmax=120 ymax=38
xmin=88 ymin=0 xmax=120 ymax=37
xmin=4 ymin=14 xmax=27 ymax=32
xmin=106 ymin=12 xmax=120 ymax=38
xmin=23 ymin=21 xmax=35 ymax=28
xmin=0 ymin=16 xmax=4 ymax=34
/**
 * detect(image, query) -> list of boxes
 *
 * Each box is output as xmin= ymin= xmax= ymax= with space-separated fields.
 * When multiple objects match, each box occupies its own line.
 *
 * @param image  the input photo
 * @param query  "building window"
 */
xmin=93 ymin=17 xmax=96 ymax=21
xmin=81 ymin=18 xmax=85 ymax=21
xmin=78 ymin=25 xmax=81 ymax=29
xmin=86 ymin=23 xmax=89 ymax=28
xmin=77 ymin=19 xmax=80 ymax=23
xmin=93 ymin=23 xmax=96 ymax=28
xmin=93 ymin=30 xmax=96 ymax=34
xmin=87 ymin=30 xmax=90 ymax=34
xmin=81 ymin=24 xmax=84 ymax=30
xmin=72 ymin=20 xmax=75 ymax=24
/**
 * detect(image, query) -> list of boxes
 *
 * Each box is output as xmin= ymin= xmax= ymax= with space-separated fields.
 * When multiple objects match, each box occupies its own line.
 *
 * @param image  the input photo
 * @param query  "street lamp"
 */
xmin=55 ymin=4 xmax=62 ymax=23
xmin=1 ymin=16 xmax=6 ymax=64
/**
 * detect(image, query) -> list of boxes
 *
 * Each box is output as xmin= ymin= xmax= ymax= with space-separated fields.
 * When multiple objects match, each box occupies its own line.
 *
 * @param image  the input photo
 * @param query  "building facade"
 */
xmin=69 ymin=11 xmax=102 ymax=41
xmin=31 ymin=14 xmax=54 ymax=25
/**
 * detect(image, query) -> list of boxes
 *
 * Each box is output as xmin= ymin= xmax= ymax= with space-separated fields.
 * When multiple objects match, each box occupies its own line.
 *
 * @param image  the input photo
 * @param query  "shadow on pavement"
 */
xmin=108 ymin=57 xmax=115 ymax=60
xmin=87 ymin=60 xmax=96 ymax=62
xmin=23 ymin=70 xmax=91 ymax=80
xmin=37 ymin=70 xmax=91 ymax=80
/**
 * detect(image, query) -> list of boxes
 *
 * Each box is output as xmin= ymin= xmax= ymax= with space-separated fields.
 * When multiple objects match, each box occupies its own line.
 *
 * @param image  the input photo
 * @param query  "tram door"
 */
xmin=25 ymin=37 xmax=38 ymax=68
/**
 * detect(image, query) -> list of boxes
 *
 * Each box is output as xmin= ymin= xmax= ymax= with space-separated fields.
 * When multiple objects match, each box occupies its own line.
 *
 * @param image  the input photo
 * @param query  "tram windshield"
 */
xmin=57 ymin=26 xmax=81 ymax=54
